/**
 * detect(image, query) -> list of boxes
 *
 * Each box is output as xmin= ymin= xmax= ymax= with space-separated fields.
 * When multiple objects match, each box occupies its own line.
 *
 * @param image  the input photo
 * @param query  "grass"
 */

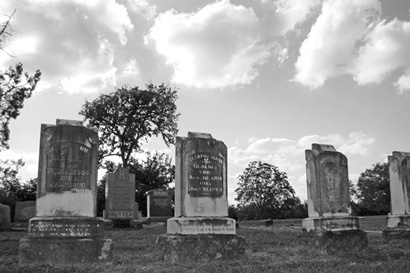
xmin=1 ymin=216 xmax=410 ymax=272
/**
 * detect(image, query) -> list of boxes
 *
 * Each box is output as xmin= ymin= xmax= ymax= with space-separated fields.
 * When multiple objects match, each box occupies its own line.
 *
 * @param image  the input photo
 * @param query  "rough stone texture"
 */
xmin=382 ymin=229 xmax=410 ymax=241
xmin=305 ymin=144 xmax=350 ymax=217
xmin=388 ymin=151 xmax=410 ymax=216
xmin=19 ymin=237 xmax=113 ymax=265
xmin=298 ymin=230 xmax=367 ymax=255
xmin=156 ymin=234 xmax=246 ymax=264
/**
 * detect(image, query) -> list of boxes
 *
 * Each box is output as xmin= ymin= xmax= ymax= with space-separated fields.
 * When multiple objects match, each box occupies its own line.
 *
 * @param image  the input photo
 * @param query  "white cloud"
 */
xmin=146 ymin=0 xmax=272 ymax=88
xmin=126 ymin=0 xmax=157 ymax=20
xmin=294 ymin=0 xmax=381 ymax=89
xmin=352 ymin=19 xmax=410 ymax=92
xmin=0 ymin=0 xmax=133 ymax=94
xmin=270 ymin=0 xmax=322 ymax=35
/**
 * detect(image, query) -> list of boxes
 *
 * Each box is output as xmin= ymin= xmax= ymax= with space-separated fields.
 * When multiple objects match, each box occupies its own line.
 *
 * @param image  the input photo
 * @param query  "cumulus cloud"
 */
xmin=265 ymin=0 xmax=322 ymax=36
xmin=0 ymin=0 xmax=133 ymax=94
xmin=294 ymin=0 xmax=381 ymax=89
xmin=352 ymin=19 xmax=410 ymax=92
xmin=229 ymin=132 xmax=375 ymax=200
xmin=146 ymin=0 xmax=272 ymax=88
xmin=126 ymin=0 xmax=157 ymax=20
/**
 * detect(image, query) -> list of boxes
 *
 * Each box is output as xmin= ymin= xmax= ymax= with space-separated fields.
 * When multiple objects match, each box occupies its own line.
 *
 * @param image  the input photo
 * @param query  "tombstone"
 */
xmin=301 ymin=143 xmax=367 ymax=254
xmin=157 ymin=132 xmax=245 ymax=264
xmin=105 ymin=167 xmax=141 ymax=228
xmin=0 ymin=203 xmax=11 ymax=230
xmin=19 ymin=119 xmax=113 ymax=265
xmin=146 ymin=189 xmax=173 ymax=221
xmin=383 ymin=151 xmax=410 ymax=240
xmin=14 ymin=201 xmax=36 ymax=226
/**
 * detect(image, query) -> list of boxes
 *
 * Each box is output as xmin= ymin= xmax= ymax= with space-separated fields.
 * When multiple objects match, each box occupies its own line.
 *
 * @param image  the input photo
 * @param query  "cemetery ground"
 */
xmin=1 ymin=216 xmax=410 ymax=272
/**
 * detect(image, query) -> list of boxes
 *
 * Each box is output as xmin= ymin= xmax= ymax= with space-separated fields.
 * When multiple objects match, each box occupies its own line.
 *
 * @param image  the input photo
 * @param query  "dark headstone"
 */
xmin=147 ymin=189 xmax=173 ymax=218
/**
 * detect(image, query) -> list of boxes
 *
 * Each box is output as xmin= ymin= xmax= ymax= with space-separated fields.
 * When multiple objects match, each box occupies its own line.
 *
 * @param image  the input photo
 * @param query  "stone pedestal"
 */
xmin=157 ymin=234 xmax=246 ymax=264
xmin=157 ymin=132 xmax=245 ymax=263
xmin=383 ymin=152 xmax=410 ymax=240
xmin=302 ymin=216 xmax=360 ymax=232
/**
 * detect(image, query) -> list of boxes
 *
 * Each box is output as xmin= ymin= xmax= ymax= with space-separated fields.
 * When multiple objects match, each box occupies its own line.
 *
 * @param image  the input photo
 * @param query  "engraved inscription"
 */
xmin=45 ymin=142 xmax=92 ymax=192
xmin=188 ymin=153 xmax=224 ymax=197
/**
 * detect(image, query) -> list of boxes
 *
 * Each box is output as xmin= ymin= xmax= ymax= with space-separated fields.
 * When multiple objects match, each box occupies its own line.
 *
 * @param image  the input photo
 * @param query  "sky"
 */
xmin=1 ymin=0 xmax=410 ymax=205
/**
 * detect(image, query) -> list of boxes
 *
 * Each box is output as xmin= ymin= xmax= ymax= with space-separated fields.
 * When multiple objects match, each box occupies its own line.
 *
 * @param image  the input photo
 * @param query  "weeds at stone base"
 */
xmin=1 ymin=218 xmax=410 ymax=272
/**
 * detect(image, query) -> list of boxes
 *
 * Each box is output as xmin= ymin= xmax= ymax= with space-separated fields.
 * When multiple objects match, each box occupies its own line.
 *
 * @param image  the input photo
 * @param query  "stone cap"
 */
xmin=146 ymin=189 xmax=172 ymax=196
xmin=311 ymin=143 xmax=336 ymax=156
xmin=188 ymin=132 xmax=213 ymax=139
xmin=56 ymin=119 xmax=83 ymax=126
xmin=392 ymin=151 xmax=410 ymax=158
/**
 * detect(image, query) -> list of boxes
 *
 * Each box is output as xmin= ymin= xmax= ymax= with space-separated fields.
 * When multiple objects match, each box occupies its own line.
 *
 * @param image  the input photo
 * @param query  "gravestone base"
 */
xmin=29 ymin=217 xmax=104 ymax=237
xmin=167 ymin=217 xmax=236 ymax=235
xmin=156 ymin=234 xmax=246 ymax=264
xmin=385 ymin=214 xmax=410 ymax=228
xmin=302 ymin=216 xmax=360 ymax=233
xmin=19 ymin=237 xmax=113 ymax=265
xmin=103 ymin=219 xmax=143 ymax=230
xmin=298 ymin=229 xmax=367 ymax=255
xmin=382 ymin=228 xmax=410 ymax=241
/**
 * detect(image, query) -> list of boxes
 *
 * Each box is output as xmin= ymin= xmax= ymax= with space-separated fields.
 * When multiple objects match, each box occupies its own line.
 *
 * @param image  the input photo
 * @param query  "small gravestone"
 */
xmin=0 ymin=203 xmax=11 ymax=231
xmin=14 ymin=201 xmax=36 ymax=226
xmin=19 ymin=119 xmax=113 ymax=266
xmin=146 ymin=189 xmax=173 ymax=221
xmin=105 ymin=167 xmax=141 ymax=228
xmin=383 ymin=151 xmax=410 ymax=240
xmin=300 ymin=143 xmax=367 ymax=254
xmin=157 ymin=132 xmax=245 ymax=264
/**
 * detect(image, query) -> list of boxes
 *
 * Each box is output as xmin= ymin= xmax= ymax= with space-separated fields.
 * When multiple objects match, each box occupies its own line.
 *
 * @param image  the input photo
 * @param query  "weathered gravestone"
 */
xmin=383 ymin=151 xmax=410 ymax=240
xmin=105 ymin=167 xmax=141 ymax=228
xmin=19 ymin=119 xmax=113 ymax=265
xmin=0 ymin=203 xmax=11 ymax=231
xmin=146 ymin=189 xmax=173 ymax=221
xmin=157 ymin=132 xmax=245 ymax=264
xmin=300 ymin=143 xmax=367 ymax=254
xmin=14 ymin=201 xmax=36 ymax=226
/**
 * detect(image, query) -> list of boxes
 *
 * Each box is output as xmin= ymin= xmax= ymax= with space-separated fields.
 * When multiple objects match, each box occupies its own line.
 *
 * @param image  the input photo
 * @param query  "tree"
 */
xmin=0 ymin=9 xmax=15 ymax=55
xmin=79 ymin=83 xmax=180 ymax=167
xmin=235 ymin=161 xmax=301 ymax=220
xmin=0 ymin=158 xmax=24 ymax=196
xmin=355 ymin=162 xmax=390 ymax=215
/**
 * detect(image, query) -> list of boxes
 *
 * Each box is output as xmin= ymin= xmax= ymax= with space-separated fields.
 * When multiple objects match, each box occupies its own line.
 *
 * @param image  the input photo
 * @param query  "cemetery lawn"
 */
xmin=2 ymin=216 xmax=410 ymax=273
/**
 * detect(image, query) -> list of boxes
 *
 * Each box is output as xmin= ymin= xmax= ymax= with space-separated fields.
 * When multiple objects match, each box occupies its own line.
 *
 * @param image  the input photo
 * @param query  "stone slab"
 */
xmin=167 ymin=217 xmax=236 ymax=235
xmin=302 ymin=217 xmax=360 ymax=233
xmin=19 ymin=237 xmax=113 ymax=266
xmin=298 ymin=229 xmax=367 ymax=255
xmin=156 ymin=234 xmax=245 ymax=264
xmin=29 ymin=217 xmax=104 ymax=237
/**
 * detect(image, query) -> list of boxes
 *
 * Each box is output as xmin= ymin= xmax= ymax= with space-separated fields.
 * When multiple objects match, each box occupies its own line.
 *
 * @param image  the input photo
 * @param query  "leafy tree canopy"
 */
xmin=79 ymin=83 xmax=180 ymax=167
xmin=235 ymin=161 xmax=302 ymax=219
xmin=355 ymin=162 xmax=390 ymax=215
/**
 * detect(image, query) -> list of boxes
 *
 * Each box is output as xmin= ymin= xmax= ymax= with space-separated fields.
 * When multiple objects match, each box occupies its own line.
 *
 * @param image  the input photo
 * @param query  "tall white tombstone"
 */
xmin=157 ymin=132 xmax=245 ymax=263
xmin=383 ymin=151 xmax=410 ymax=239
xmin=302 ymin=143 xmax=367 ymax=254
xmin=19 ymin=119 xmax=112 ymax=265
